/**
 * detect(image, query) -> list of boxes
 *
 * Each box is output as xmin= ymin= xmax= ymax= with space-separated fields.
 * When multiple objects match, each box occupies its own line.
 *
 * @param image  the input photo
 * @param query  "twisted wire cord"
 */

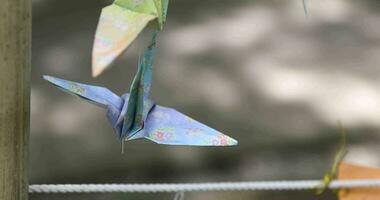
xmin=29 ymin=179 xmax=380 ymax=194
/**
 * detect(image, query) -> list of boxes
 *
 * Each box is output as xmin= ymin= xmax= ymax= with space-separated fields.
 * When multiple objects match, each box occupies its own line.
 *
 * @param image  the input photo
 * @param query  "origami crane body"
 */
xmin=92 ymin=0 xmax=169 ymax=77
xmin=45 ymin=33 xmax=237 ymax=147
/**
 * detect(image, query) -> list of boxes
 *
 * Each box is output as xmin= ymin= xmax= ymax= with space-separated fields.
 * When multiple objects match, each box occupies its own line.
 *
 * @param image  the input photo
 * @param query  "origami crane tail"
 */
xmin=43 ymin=75 xmax=123 ymax=110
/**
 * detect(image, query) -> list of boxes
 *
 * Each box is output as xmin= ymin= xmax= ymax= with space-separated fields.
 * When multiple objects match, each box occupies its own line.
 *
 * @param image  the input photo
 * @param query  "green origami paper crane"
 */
xmin=92 ymin=0 xmax=169 ymax=77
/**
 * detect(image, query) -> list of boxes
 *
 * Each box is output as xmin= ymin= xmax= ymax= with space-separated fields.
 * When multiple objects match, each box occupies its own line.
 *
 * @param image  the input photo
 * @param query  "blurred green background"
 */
xmin=30 ymin=0 xmax=380 ymax=199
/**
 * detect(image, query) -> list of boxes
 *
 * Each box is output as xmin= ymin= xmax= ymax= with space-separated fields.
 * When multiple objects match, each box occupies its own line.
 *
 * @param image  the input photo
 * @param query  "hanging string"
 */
xmin=302 ymin=0 xmax=309 ymax=16
xmin=121 ymin=140 xmax=125 ymax=154
xmin=173 ymin=191 xmax=185 ymax=200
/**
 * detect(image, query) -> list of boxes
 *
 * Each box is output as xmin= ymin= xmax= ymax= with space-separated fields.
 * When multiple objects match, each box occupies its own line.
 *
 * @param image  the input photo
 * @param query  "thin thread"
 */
xmin=303 ymin=0 xmax=308 ymax=16
xmin=29 ymin=180 xmax=380 ymax=193
xmin=173 ymin=191 xmax=185 ymax=200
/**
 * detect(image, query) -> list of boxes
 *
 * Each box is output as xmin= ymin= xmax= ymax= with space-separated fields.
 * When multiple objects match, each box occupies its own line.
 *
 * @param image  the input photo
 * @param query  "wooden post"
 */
xmin=0 ymin=0 xmax=31 ymax=200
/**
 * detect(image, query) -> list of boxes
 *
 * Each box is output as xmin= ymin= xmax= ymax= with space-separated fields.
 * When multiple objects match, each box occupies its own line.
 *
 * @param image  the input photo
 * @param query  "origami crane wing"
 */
xmin=142 ymin=105 xmax=238 ymax=146
xmin=122 ymin=31 xmax=157 ymax=138
xmin=92 ymin=0 xmax=169 ymax=77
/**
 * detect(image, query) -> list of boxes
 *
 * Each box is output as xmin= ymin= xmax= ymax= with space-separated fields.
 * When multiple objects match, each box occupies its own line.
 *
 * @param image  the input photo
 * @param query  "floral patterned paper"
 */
xmin=92 ymin=0 xmax=169 ymax=77
xmin=44 ymin=33 xmax=237 ymax=146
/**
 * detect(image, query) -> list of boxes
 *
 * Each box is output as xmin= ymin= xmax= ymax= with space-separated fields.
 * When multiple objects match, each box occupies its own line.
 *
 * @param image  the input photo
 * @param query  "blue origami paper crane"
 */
xmin=44 ymin=32 xmax=238 ymax=148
